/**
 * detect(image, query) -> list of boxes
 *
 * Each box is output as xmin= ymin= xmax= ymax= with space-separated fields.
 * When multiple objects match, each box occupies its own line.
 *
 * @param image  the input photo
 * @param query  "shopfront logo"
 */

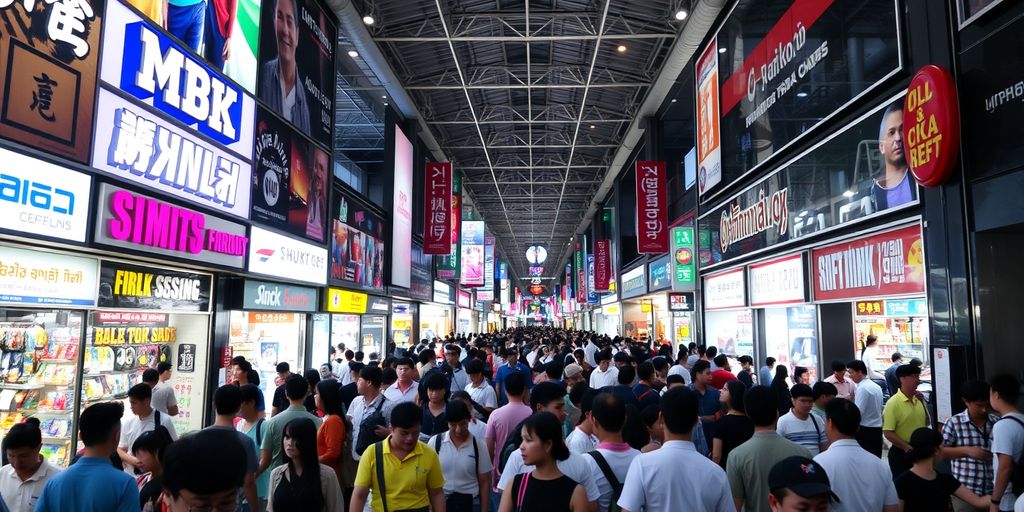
xmin=720 ymin=187 xmax=788 ymax=253
xmin=256 ymin=248 xmax=275 ymax=263
xmin=252 ymin=284 xmax=311 ymax=309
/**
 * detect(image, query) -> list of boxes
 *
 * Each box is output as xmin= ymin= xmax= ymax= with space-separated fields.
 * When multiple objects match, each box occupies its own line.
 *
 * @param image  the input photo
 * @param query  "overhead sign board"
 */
xmin=97 ymin=261 xmax=212 ymax=311
xmin=0 ymin=149 xmax=92 ymax=243
xmin=247 ymin=226 xmax=328 ymax=285
xmin=243 ymin=280 xmax=317 ymax=312
xmin=748 ymin=253 xmax=807 ymax=307
xmin=812 ymin=224 xmax=925 ymax=302
xmin=0 ymin=246 xmax=98 ymax=307
xmin=704 ymin=268 xmax=746 ymax=310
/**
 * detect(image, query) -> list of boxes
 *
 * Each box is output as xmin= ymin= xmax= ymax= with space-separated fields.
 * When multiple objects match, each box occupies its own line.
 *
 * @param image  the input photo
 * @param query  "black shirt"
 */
xmin=737 ymin=369 xmax=754 ymax=388
xmin=421 ymin=403 xmax=448 ymax=437
xmin=511 ymin=473 xmax=579 ymax=512
xmin=894 ymin=470 xmax=960 ymax=512
xmin=272 ymin=384 xmax=288 ymax=412
xmin=338 ymin=382 xmax=358 ymax=411
xmin=712 ymin=414 xmax=755 ymax=469
xmin=272 ymin=465 xmax=324 ymax=511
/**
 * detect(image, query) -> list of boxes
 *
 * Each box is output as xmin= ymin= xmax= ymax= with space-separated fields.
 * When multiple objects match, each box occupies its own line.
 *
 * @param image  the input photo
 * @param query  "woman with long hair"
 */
xmin=894 ymin=428 xmax=990 ymax=511
xmin=712 ymin=380 xmax=754 ymax=469
xmin=315 ymin=379 xmax=347 ymax=486
xmin=499 ymin=412 xmax=589 ymax=512
xmin=268 ymin=418 xmax=344 ymax=512
xmin=771 ymin=365 xmax=792 ymax=417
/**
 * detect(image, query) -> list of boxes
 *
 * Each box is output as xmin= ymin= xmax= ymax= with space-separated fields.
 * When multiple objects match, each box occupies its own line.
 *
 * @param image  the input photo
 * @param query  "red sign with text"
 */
xmin=423 ymin=162 xmax=453 ymax=254
xmin=594 ymin=239 xmax=611 ymax=291
xmin=903 ymin=65 xmax=960 ymax=188
xmin=635 ymin=161 xmax=668 ymax=253
xmin=812 ymin=225 xmax=925 ymax=301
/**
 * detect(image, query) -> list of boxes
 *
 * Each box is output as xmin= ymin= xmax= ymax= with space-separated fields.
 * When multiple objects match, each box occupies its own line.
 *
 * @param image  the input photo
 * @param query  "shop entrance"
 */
xmin=975 ymin=228 xmax=1024 ymax=378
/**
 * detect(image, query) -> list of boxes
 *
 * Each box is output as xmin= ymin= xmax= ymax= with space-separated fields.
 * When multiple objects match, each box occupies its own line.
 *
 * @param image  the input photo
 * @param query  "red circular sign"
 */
xmin=902 ymin=65 xmax=960 ymax=188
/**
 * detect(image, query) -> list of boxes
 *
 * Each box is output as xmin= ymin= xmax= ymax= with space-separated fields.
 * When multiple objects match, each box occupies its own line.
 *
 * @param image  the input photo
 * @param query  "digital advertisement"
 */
xmin=391 ymin=125 xmax=414 ymax=288
xmin=330 ymin=191 xmax=386 ymax=290
xmin=459 ymin=221 xmax=485 ymax=287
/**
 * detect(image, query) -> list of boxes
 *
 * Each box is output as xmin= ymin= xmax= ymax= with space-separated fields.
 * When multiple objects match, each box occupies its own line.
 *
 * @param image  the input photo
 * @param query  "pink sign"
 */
xmin=635 ymin=161 xmax=668 ymax=253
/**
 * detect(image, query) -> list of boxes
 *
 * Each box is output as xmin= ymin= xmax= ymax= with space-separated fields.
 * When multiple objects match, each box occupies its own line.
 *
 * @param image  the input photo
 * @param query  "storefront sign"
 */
xmin=423 ymin=162 xmax=453 ymax=254
xmin=100 ymin=0 xmax=256 ymax=150
xmin=460 ymin=221 xmax=485 ymax=287
xmin=603 ymin=304 xmax=621 ymax=315
xmin=242 ymin=280 xmax=317 ymax=312
xmin=94 ymin=184 xmax=248 ymax=268
xmin=884 ymin=298 xmax=928 ymax=317
xmin=457 ymin=290 xmax=471 ymax=309
xmin=696 ymin=38 xmax=722 ymax=195
xmin=668 ymin=292 xmax=695 ymax=312
xmin=477 ymin=290 xmax=494 ymax=302
xmin=433 ymin=281 xmax=452 ymax=304
xmin=90 ymin=87 xmax=253 ymax=219
xmin=367 ymin=296 xmax=391 ymax=314
xmin=248 ymin=226 xmax=328 ymax=285
xmin=98 ymin=261 xmax=211 ymax=311
xmin=594 ymin=239 xmax=611 ymax=291
xmin=710 ymin=0 xmax=901 ymax=192
xmin=812 ymin=224 xmax=926 ymax=301
xmin=0 ymin=151 xmax=92 ymax=242
xmin=649 ymin=256 xmax=672 ymax=292
xmin=0 ymin=0 xmax=103 ymax=163
xmin=177 ymin=344 xmax=196 ymax=373
xmin=330 ymin=189 xmax=385 ymax=289
xmin=704 ymin=268 xmax=746 ymax=310
xmin=903 ymin=65 xmax=960 ymax=187
xmin=749 ymin=253 xmax=807 ymax=307
xmin=855 ymin=300 xmax=884 ymax=316
xmin=620 ymin=266 xmax=647 ymax=299
xmin=671 ymin=227 xmax=696 ymax=290
xmin=0 ymin=246 xmax=98 ymax=306
xmin=435 ymin=174 xmax=462 ymax=279
xmin=720 ymin=187 xmax=789 ymax=254
xmin=635 ymin=161 xmax=668 ymax=253
xmin=326 ymin=288 xmax=368 ymax=314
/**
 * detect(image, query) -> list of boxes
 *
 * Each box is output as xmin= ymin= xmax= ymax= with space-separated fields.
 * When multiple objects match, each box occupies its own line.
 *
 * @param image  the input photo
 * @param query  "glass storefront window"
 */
xmin=420 ymin=305 xmax=451 ymax=342
xmin=228 ymin=311 xmax=306 ymax=412
xmin=360 ymin=316 xmax=386 ymax=358
xmin=763 ymin=306 xmax=819 ymax=384
xmin=705 ymin=309 xmax=754 ymax=359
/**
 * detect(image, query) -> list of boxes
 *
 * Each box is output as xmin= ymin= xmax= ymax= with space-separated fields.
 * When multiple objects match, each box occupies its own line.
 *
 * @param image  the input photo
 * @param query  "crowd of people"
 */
xmin=1 ymin=327 xmax=1023 ymax=512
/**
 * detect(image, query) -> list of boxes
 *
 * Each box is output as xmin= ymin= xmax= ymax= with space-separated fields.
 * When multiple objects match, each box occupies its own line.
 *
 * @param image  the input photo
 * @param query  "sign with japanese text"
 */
xmin=696 ymin=38 xmax=722 ymax=195
xmin=93 ymin=183 xmax=248 ymax=269
xmin=635 ymin=161 xmax=668 ymax=253
xmin=812 ymin=224 xmax=925 ymax=302
xmin=671 ymin=227 xmax=696 ymax=290
xmin=325 ymin=287 xmax=368 ymax=314
xmin=247 ymin=226 xmax=328 ymax=285
xmin=0 ymin=246 xmax=97 ymax=306
xmin=704 ymin=268 xmax=746 ymax=310
xmin=436 ymin=174 xmax=462 ymax=279
xmin=459 ymin=221 xmax=485 ymax=287
xmin=90 ymin=85 xmax=253 ymax=219
xmin=903 ymin=65 xmax=960 ymax=187
xmin=748 ymin=253 xmax=807 ymax=307
xmin=0 ymin=0 xmax=103 ymax=164
xmin=97 ymin=261 xmax=212 ymax=311
xmin=0 ymin=149 xmax=92 ymax=242
xmin=594 ymin=239 xmax=611 ymax=291
xmin=423 ymin=162 xmax=453 ymax=254
xmin=243 ymin=279 xmax=318 ymax=312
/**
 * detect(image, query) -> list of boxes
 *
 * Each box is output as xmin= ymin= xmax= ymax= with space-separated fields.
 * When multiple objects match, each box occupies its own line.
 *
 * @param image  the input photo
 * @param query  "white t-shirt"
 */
xmin=584 ymin=445 xmax=639 ymax=512
xmin=465 ymin=380 xmax=498 ymax=419
xmin=0 ymin=458 xmax=60 ymax=512
xmin=993 ymin=412 xmax=1024 ymax=510
xmin=590 ymin=366 xmax=619 ymax=389
xmin=813 ymin=439 xmax=898 ymax=512
xmin=667 ymin=364 xmax=692 ymax=385
xmin=119 ymin=409 xmax=179 ymax=473
xmin=776 ymin=411 xmax=827 ymax=456
xmin=497 ymin=450 xmax=600 ymax=502
xmin=566 ymin=427 xmax=599 ymax=454
xmin=151 ymin=382 xmax=178 ymax=415
xmin=468 ymin=418 xmax=488 ymax=441
xmin=428 ymin=432 xmax=493 ymax=496
xmin=617 ymin=440 xmax=732 ymax=511
xmin=584 ymin=342 xmax=599 ymax=367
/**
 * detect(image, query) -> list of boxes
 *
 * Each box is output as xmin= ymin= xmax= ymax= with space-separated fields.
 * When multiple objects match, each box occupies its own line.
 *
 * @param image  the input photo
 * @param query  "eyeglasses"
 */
xmin=173 ymin=492 xmax=238 ymax=512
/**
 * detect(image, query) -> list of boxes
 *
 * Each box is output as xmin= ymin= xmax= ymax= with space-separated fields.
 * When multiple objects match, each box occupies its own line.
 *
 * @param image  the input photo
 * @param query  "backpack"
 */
xmin=588 ymin=450 xmax=623 ymax=512
xmin=1000 ymin=415 xmax=1024 ymax=493
xmin=431 ymin=433 xmax=481 ymax=475
xmin=499 ymin=418 xmax=528 ymax=473
xmin=355 ymin=397 xmax=389 ymax=455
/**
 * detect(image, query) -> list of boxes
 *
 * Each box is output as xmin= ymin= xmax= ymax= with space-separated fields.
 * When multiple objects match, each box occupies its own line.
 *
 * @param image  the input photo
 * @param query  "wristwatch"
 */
xmin=991 ymin=497 xmax=1001 ymax=504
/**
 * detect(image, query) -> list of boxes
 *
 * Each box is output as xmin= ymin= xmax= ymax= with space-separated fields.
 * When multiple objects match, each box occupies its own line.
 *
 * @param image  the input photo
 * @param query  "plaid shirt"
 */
xmin=942 ymin=410 xmax=999 ymax=495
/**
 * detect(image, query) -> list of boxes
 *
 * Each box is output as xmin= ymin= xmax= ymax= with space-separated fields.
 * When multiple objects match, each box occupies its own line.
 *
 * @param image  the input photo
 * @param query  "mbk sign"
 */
xmin=635 ymin=161 xmax=668 ymax=253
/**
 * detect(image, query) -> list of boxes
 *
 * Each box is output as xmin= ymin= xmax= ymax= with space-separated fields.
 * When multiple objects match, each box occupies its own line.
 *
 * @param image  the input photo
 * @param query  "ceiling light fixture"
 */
xmin=362 ymin=15 xmax=375 ymax=25
xmin=674 ymin=9 xmax=688 ymax=20
xmin=671 ymin=98 xmax=677 ymax=103
xmin=616 ymin=45 xmax=627 ymax=53
xmin=719 ymin=47 xmax=727 ymax=54
xmin=347 ymin=50 xmax=359 ymax=58
xmin=797 ymin=91 xmax=809 ymax=98
xmin=589 ymin=124 xmax=596 ymax=129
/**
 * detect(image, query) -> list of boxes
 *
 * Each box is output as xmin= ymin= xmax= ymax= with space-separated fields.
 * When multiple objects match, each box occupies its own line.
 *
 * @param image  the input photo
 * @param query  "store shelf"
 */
xmin=0 ymin=383 xmax=43 ymax=390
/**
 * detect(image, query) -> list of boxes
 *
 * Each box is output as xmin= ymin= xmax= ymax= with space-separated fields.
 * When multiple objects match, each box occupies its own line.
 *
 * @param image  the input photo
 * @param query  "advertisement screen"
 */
xmin=391 ymin=125 xmax=413 ymax=288
xmin=0 ymin=0 xmax=104 ymax=164
xmin=252 ymin=107 xmax=329 ymax=241
xmin=459 ymin=221 xmax=485 ymax=287
xmin=330 ymin=190 xmax=386 ymax=290
xmin=256 ymin=0 xmax=336 ymax=149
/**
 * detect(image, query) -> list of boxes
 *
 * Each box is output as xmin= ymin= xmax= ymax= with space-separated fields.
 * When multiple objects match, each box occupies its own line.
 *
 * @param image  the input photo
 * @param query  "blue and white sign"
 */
xmin=648 ymin=255 xmax=672 ymax=292
xmin=91 ymin=88 xmax=253 ymax=218
xmin=0 ymin=246 xmax=98 ymax=307
xmin=99 ymin=0 xmax=256 ymax=154
xmin=0 ymin=148 xmax=92 ymax=242
xmin=885 ymin=299 xmax=928 ymax=317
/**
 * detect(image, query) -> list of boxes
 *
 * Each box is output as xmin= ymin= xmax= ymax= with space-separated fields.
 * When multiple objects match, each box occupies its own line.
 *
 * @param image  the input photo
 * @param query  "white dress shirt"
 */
xmin=382 ymin=381 xmax=419 ymax=404
xmin=346 ymin=393 xmax=392 ymax=461
xmin=465 ymin=380 xmax=497 ymax=419
xmin=497 ymin=450 xmax=601 ymax=502
xmin=814 ymin=439 xmax=898 ymax=512
xmin=590 ymin=366 xmax=620 ymax=389
xmin=0 ymin=458 xmax=60 ymax=512
xmin=566 ymin=427 xmax=599 ymax=454
xmin=617 ymin=440 xmax=733 ymax=512
xmin=428 ymin=432 xmax=493 ymax=496
xmin=855 ymin=378 xmax=884 ymax=428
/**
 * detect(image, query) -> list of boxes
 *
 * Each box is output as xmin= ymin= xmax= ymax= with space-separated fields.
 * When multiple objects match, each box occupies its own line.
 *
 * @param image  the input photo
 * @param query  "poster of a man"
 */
xmin=871 ymin=100 xmax=918 ymax=211
xmin=258 ymin=0 xmax=310 ymax=132
xmin=306 ymin=148 xmax=328 ymax=240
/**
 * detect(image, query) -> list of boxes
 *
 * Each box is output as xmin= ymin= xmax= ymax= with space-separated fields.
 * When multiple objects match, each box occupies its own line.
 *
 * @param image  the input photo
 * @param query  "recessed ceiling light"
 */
xmin=674 ymin=9 xmax=688 ymax=20
xmin=616 ymin=45 xmax=627 ymax=53
xmin=347 ymin=50 xmax=359 ymax=58
xmin=719 ymin=47 xmax=727 ymax=54
xmin=796 ymin=91 xmax=809 ymax=98
xmin=589 ymin=124 xmax=596 ymax=129
xmin=671 ymin=98 xmax=677 ymax=103
xmin=382 ymin=95 xmax=387 ymax=99
xmin=362 ymin=15 xmax=375 ymax=25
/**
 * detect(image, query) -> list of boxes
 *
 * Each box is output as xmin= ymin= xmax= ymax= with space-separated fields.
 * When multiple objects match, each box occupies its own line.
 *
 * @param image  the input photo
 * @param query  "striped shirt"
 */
xmin=776 ymin=411 xmax=827 ymax=456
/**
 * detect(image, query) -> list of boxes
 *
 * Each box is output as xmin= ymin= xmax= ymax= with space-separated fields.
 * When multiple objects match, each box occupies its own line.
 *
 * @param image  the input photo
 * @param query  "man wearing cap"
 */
xmin=767 ymin=456 xmax=840 ymax=512
xmin=883 ymin=364 xmax=928 ymax=478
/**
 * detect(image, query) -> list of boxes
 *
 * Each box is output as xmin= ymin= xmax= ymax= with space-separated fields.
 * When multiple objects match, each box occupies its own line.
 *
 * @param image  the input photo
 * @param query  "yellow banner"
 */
xmin=326 ymin=288 xmax=368 ymax=314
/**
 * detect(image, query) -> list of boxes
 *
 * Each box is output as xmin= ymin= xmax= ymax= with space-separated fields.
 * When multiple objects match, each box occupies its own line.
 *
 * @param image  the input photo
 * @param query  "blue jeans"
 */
xmin=489 ymin=489 xmax=501 ymax=512
xmin=167 ymin=1 xmax=205 ymax=52
xmin=203 ymin=0 xmax=227 ymax=68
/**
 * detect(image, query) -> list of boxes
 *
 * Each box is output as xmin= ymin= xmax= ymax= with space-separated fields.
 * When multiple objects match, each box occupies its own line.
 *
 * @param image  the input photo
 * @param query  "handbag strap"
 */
xmin=514 ymin=471 xmax=531 ymax=512
xmin=375 ymin=441 xmax=389 ymax=512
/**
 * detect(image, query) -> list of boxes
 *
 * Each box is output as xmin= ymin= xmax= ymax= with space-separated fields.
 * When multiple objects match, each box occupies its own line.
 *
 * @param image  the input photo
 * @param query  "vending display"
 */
xmin=854 ymin=298 xmax=930 ymax=380
xmin=0 ymin=310 xmax=83 ymax=467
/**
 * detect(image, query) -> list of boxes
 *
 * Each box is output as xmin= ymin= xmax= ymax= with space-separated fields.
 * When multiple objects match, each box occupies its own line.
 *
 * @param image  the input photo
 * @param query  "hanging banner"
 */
xmin=459 ymin=221 xmax=485 ymax=287
xmin=424 ymin=162 xmax=453 ymax=254
xmin=812 ymin=224 xmax=925 ymax=302
xmin=436 ymin=174 xmax=462 ymax=279
xmin=586 ymin=254 xmax=598 ymax=303
xmin=594 ymin=239 xmax=611 ymax=291
xmin=483 ymin=237 xmax=495 ymax=290
xmin=574 ymin=243 xmax=586 ymax=303
xmin=696 ymin=37 xmax=723 ymax=196
xmin=97 ymin=261 xmax=212 ymax=312
xmin=635 ymin=161 xmax=668 ymax=253
xmin=671 ymin=227 xmax=696 ymax=290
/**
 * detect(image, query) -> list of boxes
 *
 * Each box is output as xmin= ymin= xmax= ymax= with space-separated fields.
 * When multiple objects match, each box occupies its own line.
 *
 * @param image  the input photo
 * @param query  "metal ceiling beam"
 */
xmin=427 ymin=119 xmax=631 ymax=125
xmin=374 ymin=34 xmax=673 ymax=42
xmin=448 ymin=144 xmax=616 ymax=149
xmin=406 ymin=83 xmax=645 ymax=90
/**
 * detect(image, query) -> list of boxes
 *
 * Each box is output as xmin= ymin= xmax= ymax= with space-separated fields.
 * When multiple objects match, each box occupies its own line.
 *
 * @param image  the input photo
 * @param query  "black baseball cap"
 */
xmin=896 ymin=364 xmax=922 ymax=378
xmin=768 ymin=456 xmax=840 ymax=502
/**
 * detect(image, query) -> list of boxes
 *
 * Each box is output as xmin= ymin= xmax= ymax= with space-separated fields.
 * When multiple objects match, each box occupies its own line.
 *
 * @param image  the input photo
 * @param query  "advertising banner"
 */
xmin=710 ymin=0 xmax=900 ymax=192
xmin=0 ymin=246 xmax=97 ymax=306
xmin=635 ymin=161 xmax=667 ymax=253
xmin=423 ymin=162 xmax=452 ymax=254
xmin=100 ymin=0 xmax=256 ymax=152
xmin=671 ymin=227 xmax=696 ymax=290
xmin=477 ymin=290 xmax=494 ymax=302
xmin=483 ymin=237 xmax=495 ymax=290
xmin=648 ymin=255 xmax=672 ymax=292
xmin=594 ymin=239 xmax=611 ymax=292
xmin=704 ymin=268 xmax=746 ymax=310
xmin=252 ymin=107 xmax=329 ymax=241
xmin=94 ymin=184 xmax=248 ymax=269
xmin=256 ymin=0 xmax=336 ymax=149
xmin=696 ymin=38 xmax=722 ymax=195
xmin=330 ymin=190 xmax=385 ymax=290
xmin=97 ymin=261 xmax=212 ymax=311
xmin=812 ymin=224 xmax=925 ymax=302
xmin=0 ymin=149 xmax=92 ymax=242
xmin=459 ymin=221 xmax=485 ymax=287
xmin=436 ymin=174 xmax=462 ymax=279
xmin=325 ymin=288 xmax=368 ymax=314
xmin=392 ymin=126 xmax=414 ymax=288
xmin=248 ymin=226 xmax=328 ymax=285
xmin=748 ymin=253 xmax=807 ymax=307
xmin=457 ymin=290 xmax=471 ymax=309
xmin=574 ymin=243 xmax=585 ymax=303
xmin=586 ymin=254 xmax=598 ymax=303
xmin=242 ymin=279 xmax=317 ymax=312
xmin=0 ymin=0 xmax=103 ymax=163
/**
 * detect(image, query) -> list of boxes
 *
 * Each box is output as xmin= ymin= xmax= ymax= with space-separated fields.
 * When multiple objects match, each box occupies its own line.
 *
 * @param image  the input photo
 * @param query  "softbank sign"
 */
xmin=94 ymin=184 xmax=249 ymax=269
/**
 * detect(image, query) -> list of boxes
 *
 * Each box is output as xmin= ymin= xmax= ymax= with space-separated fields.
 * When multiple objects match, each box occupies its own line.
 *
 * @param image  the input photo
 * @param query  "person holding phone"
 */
xmin=943 ymin=380 xmax=1000 ymax=512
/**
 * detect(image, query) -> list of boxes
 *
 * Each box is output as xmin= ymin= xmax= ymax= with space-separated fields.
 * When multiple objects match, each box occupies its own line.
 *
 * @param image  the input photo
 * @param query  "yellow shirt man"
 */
xmin=883 ymin=389 xmax=928 ymax=443
xmin=354 ymin=436 xmax=445 ymax=511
